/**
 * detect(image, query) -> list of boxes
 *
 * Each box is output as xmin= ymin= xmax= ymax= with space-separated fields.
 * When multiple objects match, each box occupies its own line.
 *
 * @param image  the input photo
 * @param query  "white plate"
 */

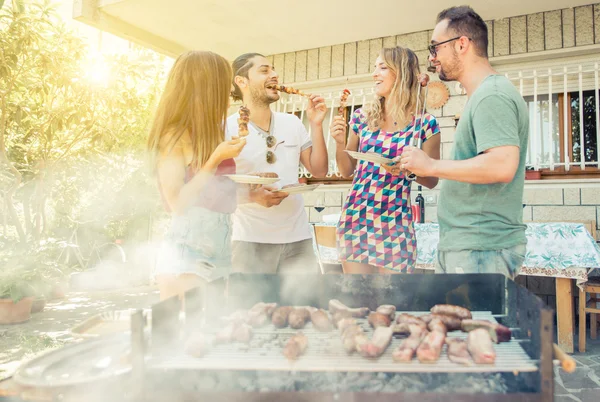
xmin=345 ymin=150 xmax=394 ymax=165
xmin=274 ymin=184 xmax=321 ymax=194
xmin=224 ymin=174 xmax=280 ymax=185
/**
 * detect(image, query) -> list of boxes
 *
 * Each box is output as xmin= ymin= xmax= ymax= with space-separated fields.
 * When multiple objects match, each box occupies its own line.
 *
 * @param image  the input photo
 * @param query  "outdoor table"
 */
xmin=312 ymin=220 xmax=600 ymax=353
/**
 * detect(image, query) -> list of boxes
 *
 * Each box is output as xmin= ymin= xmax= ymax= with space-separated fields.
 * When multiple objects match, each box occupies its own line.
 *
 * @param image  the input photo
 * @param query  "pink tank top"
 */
xmin=159 ymin=158 xmax=237 ymax=214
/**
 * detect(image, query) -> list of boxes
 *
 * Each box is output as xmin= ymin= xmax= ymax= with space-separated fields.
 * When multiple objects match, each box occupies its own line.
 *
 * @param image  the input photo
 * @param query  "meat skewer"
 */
xmin=461 ymin=319 xmax=512 ymax=343
xmin=430 ymin=304 xmax=473 ymax=320
xmin=392 ymin=324 xmax=427 ymax=362
xmin=283 ymin=332 xmax=308 ymax=360
xmin=467 ymin=328 xmax=497 ymax=364
xmin=446 ymin=338 xmax=473 ymax=366
xmin=237 ymin=105 xmax=250 ymax=137
xmin=329 ymin=299 xmax=370 ymax=318
xmin=338 ymin=88 xmax=351 ymax=122
xmin=267 ymin=84 xmax=310 ymax=97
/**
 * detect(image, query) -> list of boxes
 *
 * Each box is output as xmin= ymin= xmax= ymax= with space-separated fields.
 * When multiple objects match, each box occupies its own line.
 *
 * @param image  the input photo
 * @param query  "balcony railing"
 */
xmin=271 ymin=60 xmax=600 ymax=178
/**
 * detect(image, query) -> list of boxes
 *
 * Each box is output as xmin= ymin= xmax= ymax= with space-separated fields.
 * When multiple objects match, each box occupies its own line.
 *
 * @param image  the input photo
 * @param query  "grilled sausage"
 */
xmin=430 ymin=305 xmax=472 ymax=320
xmin=420 ymin=314 xmax=462 ymax=331
xmin=461 ymin=319 xmax=511 ymax=343
xmin=288 ymin=308 xmax=311 ymax=329
xmin=395 ymin=313 xmax=427 ymax=327
xmin=368 ymin=312 xmax=391 ymax=328
xmin=283 ymin=332 xmax=308 ymax=360
xmin=311 ymin=309 xmax=333 ymax=332
xmin=271 ymin=306 xmax=293 ymax=328
xmin=467 ymin=328 xmax=496 ymax=364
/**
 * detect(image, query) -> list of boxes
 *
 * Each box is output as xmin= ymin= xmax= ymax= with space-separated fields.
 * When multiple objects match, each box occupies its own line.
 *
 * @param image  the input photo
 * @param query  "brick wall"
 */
xmin=268 ymin=4 xmax=600 ymax=84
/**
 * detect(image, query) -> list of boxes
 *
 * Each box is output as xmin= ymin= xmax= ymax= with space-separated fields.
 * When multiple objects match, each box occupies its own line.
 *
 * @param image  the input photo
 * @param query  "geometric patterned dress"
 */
xmin=336 ymin=108 xmax=440 ymax=272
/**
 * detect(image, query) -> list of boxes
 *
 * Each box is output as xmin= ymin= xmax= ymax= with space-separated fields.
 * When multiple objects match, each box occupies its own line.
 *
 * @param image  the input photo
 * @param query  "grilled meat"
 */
xmin=288 ymin=308 xmax=311 ymax=329
xmin=310 ymin=309 xmax=333 ymax=332
xmin=283 ymin=332 xmax=308 ymax=360
xmin=368 ymin=312 xmax=391 ymax=328
xmin=271 ymin=306 xmax=294 ymax=328
xmin=430 ymin=304 xmax=472 ymax=320
xmin=392 ymin=324 xmax=427 ymax=362
xmin=467 ymin=328 xmax=496 ymax=364
xmin=416 ymin=329 xmax=446 ymax=363
xmin=329 ymin=299 xmax=370 ymax=318
xmin=446 ymin=338 xmax=472 ymax=366
xmin=461 ymin=319 xmax=512 ymax=343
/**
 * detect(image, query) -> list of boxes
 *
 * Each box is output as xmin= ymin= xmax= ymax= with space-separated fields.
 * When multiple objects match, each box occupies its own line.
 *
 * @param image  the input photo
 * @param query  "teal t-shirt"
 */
xmin=437 ymin=75 xmax=529 ymax=251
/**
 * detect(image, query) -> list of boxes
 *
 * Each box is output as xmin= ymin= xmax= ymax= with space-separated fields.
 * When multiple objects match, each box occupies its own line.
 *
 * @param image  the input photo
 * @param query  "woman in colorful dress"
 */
xmin=331 ymin=47 xmax=441 ymax=274
xmin=148 ymin=51 xmax=246 ymax=300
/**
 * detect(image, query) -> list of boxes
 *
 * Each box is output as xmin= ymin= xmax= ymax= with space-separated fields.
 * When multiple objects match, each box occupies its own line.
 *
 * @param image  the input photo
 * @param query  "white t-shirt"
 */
xmin=226 ymin=111 xmax=313 ymax=244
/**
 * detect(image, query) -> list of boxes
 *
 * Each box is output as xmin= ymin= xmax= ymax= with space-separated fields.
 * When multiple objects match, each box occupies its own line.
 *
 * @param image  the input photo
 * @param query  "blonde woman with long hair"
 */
xmin=148 ymin=51 xmax=245 ymax=300
xmin=331 ymin=47 xmax=441 ymax=274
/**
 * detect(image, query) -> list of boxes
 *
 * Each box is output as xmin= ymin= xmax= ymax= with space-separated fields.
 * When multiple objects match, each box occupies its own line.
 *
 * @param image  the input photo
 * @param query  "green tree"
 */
xmin=0 ymin=0 xmax=166 ymax=246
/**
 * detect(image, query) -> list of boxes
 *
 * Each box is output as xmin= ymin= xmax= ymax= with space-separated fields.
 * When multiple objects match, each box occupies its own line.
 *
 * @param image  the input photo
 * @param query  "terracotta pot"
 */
xmin=31 ymin=297 xmax=47 ymax=314
xmin=0 ymin=297 xmax=34 ymax=324
xmin=48 ymin=283 xmax=68 ymax=300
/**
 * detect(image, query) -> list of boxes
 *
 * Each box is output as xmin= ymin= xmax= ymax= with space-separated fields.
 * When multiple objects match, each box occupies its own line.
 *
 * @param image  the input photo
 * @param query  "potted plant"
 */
xmin=0 ymin=267 xmax=37 ymax=324
xmin=525 ymin=166 xmax=542 ymax=180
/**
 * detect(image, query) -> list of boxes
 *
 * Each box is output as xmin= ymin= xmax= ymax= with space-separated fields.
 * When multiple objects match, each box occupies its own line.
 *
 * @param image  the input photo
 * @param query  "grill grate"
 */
xmin=150 ymin=311 xmax=537 ymax=374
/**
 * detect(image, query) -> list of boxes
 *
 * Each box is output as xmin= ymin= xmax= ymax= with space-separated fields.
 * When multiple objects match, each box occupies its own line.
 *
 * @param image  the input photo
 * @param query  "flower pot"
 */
xmin=525 ymin=170 xmax=541 ymax=180
xmin=31 ymin=297 xmax=47 ymax=314
xmin=0 ymin=297 xmax=34 ymax=324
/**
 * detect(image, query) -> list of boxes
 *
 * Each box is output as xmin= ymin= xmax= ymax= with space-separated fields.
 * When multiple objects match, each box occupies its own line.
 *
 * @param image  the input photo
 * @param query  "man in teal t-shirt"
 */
xmin=399 ymin=6 xmax=529 ymax=278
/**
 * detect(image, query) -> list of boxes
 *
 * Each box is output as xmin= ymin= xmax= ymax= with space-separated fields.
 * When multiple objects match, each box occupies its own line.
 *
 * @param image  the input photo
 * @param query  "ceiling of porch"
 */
xmin=77 ymin=0 xmax=595 ymax=58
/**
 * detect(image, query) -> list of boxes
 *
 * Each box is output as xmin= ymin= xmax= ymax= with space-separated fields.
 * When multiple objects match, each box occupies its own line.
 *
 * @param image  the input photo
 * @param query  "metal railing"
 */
xmin=271 ymin=60 xmax=600 ymax=177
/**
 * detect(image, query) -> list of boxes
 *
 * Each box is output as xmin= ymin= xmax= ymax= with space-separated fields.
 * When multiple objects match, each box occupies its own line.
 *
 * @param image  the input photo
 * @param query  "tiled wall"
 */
xmin=268 ymin=4 xmax=600 ymax=83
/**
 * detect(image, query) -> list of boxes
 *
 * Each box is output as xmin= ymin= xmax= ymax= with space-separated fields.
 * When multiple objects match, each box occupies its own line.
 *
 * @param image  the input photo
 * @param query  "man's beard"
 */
xmin=438 ymin=52 xmax=461 ymax=82
xmin=250 ymin=85 xmax=278 ymax=107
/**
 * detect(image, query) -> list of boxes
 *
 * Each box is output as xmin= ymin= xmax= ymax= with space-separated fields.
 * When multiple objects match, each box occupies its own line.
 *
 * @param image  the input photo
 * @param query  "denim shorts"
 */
xmin=154 ymin=207 xmax=232 ymax=281
xmin=435 ymin=243 xmax=526 ymax=279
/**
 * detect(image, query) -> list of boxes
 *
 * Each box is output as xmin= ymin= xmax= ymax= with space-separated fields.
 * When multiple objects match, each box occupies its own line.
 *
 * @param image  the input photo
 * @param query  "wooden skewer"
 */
xmin=553 ymin=343 xmax=576 ymax=373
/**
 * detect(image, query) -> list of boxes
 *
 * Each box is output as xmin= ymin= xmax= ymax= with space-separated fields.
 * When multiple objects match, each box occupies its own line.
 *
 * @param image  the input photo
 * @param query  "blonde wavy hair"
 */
xmin=364 ymin=47 xmax=423 ymax=131
xmin=147 ymin=51 xmax=232 ymax=171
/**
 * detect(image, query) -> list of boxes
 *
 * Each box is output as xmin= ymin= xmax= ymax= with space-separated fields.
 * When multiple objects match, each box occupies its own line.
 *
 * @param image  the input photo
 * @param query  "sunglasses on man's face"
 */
xmin=428 ymin=36 xmax=471 ymax=58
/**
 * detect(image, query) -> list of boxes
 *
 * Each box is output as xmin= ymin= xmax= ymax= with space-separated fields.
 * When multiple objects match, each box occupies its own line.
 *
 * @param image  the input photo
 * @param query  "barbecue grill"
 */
xmin=8 ymin=273 xmax=554 ymax=402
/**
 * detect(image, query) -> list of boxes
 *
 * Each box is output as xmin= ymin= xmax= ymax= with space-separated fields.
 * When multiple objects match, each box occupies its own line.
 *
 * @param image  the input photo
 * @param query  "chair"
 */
xmin=578 ymin=278 xmax=600 ymax=353
xmin=311 ymin=224 xmax=342 ymax=274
